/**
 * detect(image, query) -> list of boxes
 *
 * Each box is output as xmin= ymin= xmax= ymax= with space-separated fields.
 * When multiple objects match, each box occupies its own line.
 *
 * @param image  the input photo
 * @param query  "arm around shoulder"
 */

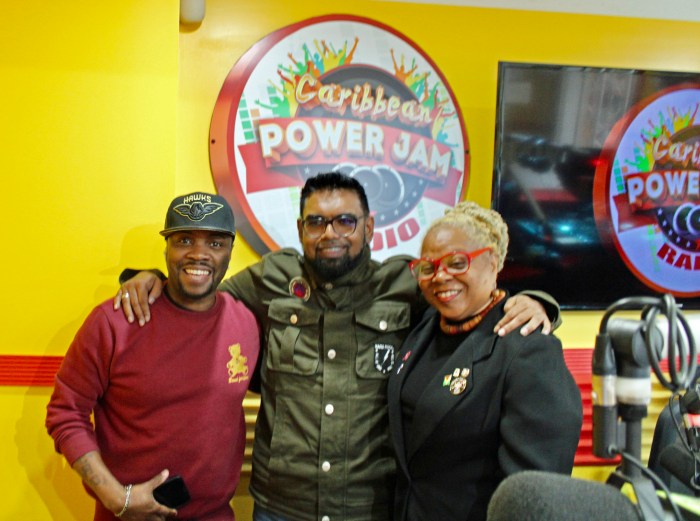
xmin=118 ymin=268 xmax=165 ymax=285
xmin=220 ymin=248 xmax=301 ymax=314
xmin=516 ymin=290 xmax=561 ymax=329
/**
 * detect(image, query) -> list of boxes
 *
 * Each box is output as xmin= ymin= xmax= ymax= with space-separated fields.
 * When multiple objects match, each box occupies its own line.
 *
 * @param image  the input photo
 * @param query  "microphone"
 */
xmin=592 ymin=328 xmax=619 ymax=459
xmin=486 ymin=471 xmax=642 ymax=521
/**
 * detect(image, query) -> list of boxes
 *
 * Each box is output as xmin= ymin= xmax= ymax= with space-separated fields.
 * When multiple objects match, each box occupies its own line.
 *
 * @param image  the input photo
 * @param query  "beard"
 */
xmin=166 ymin=261 xmax=225 ymax=306
xmin=165 ymin=274 xmax=217 ymax=305
xmin=308 ymin=248 xmax=364 ymax=281
xmin=178 ymin=281 xmax=216 ymax=301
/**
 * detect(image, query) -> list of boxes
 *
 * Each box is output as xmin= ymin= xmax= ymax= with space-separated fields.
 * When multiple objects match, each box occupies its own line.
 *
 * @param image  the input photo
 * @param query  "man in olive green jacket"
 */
xmin=117 ymin=172 xmax=560 ymax=521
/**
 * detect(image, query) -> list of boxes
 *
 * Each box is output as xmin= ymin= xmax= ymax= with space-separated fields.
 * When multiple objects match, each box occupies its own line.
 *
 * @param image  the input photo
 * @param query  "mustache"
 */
xmin=180 ymin=262 xmax=214 ymax=270
xmin=315 ymin=241 xmax=348 ymax=250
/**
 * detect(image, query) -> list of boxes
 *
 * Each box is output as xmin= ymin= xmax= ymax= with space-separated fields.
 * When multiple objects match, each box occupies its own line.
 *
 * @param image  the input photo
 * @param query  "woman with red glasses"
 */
xmin=387 ymin=201 xmax=583 ymax=521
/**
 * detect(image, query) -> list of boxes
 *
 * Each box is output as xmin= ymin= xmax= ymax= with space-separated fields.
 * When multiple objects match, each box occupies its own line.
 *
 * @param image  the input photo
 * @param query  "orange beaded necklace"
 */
xmin=439 ymin=289 xmax=506 ymax=335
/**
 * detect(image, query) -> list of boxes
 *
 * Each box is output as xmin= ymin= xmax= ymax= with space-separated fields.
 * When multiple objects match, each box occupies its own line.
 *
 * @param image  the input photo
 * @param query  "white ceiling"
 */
xmin=378 ymin=0 xmax=700 ymax=22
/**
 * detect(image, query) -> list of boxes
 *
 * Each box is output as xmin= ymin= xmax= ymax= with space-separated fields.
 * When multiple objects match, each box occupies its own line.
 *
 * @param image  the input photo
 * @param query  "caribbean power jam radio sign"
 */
xmin=210 ymin=15 xmax=468 ymax=260
xmin=593 ymin=84 xmax=700 ymax=297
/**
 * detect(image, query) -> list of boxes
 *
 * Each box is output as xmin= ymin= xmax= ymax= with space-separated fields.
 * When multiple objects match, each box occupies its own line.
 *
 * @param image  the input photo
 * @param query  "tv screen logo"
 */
xmin=593 ymin=84 xmax=700 ymax=297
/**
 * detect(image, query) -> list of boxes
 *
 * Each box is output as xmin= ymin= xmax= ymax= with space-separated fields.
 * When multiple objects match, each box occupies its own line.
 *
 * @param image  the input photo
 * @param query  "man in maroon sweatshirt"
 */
xmin=46 ymin=192 xmax=260 ymax=520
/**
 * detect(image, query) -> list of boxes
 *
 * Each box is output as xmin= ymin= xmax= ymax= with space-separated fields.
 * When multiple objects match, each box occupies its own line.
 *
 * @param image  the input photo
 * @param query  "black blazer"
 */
xmin=387 ymin=299 xmax=583 ymax=521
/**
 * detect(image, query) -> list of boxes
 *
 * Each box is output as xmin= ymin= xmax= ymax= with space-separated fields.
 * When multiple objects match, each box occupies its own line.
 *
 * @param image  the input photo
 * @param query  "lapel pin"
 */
xmin=443 ymin=368 xmax=470 ymax=395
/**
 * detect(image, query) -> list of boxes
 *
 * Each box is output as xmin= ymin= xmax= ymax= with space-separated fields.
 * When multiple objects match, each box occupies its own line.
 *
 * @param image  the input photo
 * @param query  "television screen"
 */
xmin=492 ymin=62 xmax=700 ymax=310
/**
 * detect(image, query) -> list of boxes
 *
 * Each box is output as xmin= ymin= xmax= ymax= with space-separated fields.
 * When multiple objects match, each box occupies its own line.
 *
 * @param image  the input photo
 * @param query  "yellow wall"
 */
xmin=2 ymin=0 xmax=699 ymax=519
xmin=1 ymin=1 xmax=179 ymax=518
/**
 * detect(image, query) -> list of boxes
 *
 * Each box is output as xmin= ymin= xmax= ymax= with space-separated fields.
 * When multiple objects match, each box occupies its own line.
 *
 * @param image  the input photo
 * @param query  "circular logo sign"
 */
xmin=593 ymin=84 xmax=700 ymax=296
xmin=210 ymin=14 xmax=468 ymax=260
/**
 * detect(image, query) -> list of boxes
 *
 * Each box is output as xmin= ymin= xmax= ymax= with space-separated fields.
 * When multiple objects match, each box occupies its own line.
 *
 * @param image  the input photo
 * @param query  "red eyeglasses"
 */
xmin=409 ymin=248 xmax=491 ymax=281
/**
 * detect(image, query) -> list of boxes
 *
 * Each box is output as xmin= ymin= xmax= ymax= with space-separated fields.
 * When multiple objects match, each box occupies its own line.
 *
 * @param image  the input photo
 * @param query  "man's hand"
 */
xmin=119 ymin=470 xmax=179 ymax=520
xmin=113 ymin=271 xmax=164 ymax=326
xmin=73 ymin=452 xmax=177 ymax=520
xmin=494 ymin=294 xmax=551 ymax=337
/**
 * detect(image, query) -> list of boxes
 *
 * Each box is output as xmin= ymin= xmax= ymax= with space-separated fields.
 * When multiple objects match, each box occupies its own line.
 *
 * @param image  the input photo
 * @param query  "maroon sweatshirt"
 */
xmin=46 ymin=291 xmax=260 ymax=520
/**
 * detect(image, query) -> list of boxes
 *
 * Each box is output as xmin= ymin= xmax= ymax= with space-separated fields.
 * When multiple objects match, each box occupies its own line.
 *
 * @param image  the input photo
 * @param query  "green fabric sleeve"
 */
xmin=118 ymin=268 xmax=166 ymax=285
xmin=516 ymin=290 xmax=562 ymax=330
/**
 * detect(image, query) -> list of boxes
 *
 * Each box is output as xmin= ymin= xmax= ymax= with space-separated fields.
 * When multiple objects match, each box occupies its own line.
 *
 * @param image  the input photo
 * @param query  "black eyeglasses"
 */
xmin=301 ymin=214 xmax=364 ymax=238
xmin=409 ymin=248 xmax=492 ymax=281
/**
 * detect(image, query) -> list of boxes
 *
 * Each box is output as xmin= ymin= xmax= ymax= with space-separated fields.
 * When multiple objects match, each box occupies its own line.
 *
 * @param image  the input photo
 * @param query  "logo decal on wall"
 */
xmin=593 ymin=84 xmax=700 ymax=296
xmin=210 ymin=14 xmax=468 ymax=260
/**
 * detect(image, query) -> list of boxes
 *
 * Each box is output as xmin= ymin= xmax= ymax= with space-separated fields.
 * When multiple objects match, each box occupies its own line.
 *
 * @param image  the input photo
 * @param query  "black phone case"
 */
xmin=153 ymin=475 xmax=191 ymax=508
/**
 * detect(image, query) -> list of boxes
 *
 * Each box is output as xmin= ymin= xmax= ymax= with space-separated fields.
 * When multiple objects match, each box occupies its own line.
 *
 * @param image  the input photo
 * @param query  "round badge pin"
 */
xmin=289 ymin=277 xmax=311 ymax=301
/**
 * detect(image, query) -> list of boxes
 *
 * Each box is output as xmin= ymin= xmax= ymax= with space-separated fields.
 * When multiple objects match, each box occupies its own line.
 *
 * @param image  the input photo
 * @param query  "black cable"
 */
xmin=599 ymin=294 xmax=698 ymax=519
xmin=599 ymin=294 xmax=696 ymax=393
xmin=620 ymin=450 xmax=685 ymax=521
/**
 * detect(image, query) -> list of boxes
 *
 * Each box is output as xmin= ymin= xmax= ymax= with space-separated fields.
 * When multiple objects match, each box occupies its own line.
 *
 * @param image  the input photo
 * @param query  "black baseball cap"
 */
xmin=160 ymin=192 xmax=236 ymax=238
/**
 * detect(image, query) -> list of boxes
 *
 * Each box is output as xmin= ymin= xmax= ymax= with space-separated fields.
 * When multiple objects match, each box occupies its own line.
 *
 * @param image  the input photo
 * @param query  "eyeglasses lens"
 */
xmin=303 ymin=215 xmax=358 ymax=238
xmin=412 ymin=253 xmax=470 ymax=280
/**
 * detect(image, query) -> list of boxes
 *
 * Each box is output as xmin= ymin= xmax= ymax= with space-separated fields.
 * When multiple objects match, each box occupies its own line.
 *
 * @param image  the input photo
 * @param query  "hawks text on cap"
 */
xmin=160 ymin=192 xmax=236 ymax=238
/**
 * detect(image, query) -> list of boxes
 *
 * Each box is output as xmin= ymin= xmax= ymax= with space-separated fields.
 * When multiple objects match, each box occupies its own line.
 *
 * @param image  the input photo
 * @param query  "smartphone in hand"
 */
xmin=153 ymin=475 xmax=191 ymax=509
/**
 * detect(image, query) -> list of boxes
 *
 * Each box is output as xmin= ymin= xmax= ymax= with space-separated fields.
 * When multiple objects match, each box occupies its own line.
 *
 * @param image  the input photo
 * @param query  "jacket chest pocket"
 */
xmin=354 ymin=301 xmax=411 ymax=379
xmin=266 ymin=299 xmax=321 ymax=375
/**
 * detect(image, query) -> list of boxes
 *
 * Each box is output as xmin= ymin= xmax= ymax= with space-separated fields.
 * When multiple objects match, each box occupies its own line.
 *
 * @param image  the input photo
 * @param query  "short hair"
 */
xmin=426 ymin=201 xmax=509 ymax=272
xmin=299 ymin=172 xmax=370 ymax=217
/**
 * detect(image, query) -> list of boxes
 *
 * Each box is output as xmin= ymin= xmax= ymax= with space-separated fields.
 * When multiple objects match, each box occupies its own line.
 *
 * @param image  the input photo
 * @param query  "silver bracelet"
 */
xmin=115 ymin=484 xmax=133 ymax=518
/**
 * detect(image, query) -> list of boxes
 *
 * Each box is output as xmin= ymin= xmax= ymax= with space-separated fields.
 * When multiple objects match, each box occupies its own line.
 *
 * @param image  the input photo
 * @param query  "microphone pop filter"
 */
xmin=487 ymin=470 xmax=642 ymax=521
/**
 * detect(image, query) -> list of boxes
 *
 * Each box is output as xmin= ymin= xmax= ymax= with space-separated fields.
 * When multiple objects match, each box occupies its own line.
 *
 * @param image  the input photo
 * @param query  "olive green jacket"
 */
xmin=220 ymin=247 xmax=422 ymax=521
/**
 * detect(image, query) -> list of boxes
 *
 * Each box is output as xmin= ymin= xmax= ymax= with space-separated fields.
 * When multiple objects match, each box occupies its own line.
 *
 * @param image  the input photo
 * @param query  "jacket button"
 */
xmin=290 ymin=314 xmax=298 ymax=325
xmin=327 ymin=349 xmax=337 ymax=360
xmin=379 ymin=320 xmax=388 ymax=330
xmin=321 ymin=461 xmax=331 ymax=472
xmin=325 ymin=404 xmax=334 ymax=415
xmin=322 ymin=517 xmax=330 ymax=521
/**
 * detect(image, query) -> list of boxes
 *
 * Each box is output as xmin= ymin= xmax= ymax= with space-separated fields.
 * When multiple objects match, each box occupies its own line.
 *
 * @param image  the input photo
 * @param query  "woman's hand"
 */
xmin=494 ymin=294 xmax=551 ymax=337
xmin=113 ymin=271 xmax=164 ymax=326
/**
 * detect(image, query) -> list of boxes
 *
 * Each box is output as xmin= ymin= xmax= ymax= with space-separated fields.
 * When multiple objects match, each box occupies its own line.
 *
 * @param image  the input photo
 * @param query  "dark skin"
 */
xmin=114 ymin=189 xmax=552 ymax=336
xmin=72 ymin=230 xmax=234 ymax=520
xmin=71 ymin=452 xmax=176 ymax=520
